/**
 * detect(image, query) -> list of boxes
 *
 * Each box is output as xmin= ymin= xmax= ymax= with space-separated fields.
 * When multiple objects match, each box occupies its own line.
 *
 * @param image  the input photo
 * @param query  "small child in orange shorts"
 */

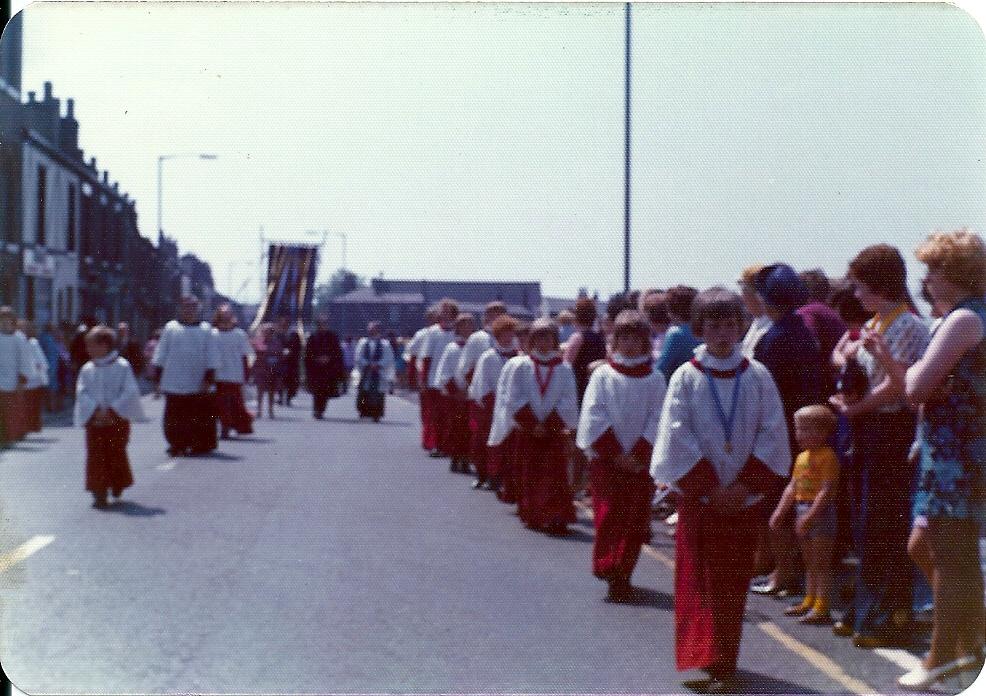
xmin=770 ymin=404 xmax=840 ymax=624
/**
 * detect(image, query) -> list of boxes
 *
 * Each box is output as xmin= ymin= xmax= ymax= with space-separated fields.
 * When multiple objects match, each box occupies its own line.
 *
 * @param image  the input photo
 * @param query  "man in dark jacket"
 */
xmin=304 ymin=314 xmax=345 ymax=420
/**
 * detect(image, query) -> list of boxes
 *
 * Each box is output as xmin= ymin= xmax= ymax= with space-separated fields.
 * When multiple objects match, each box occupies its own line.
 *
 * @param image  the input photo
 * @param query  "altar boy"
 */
xmin=577 ymin=310 xmax=667 ymax=602
xmin=501 ymin=319 xmax=579 ymax=534
xmin=650 ymin=288 xmax=789 ymax=693
xmin=75 ymin=326 xmax=147 ymax=508
xmin=468 ymin=315 xmax=517 ymax=490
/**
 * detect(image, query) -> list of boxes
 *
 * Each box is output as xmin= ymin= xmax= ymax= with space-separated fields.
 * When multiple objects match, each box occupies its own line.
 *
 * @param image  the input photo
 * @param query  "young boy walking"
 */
xmin=75 ymin=326 xmax=146 ymax=509
xmin=577 ymin=310 xmax=667 ymax=601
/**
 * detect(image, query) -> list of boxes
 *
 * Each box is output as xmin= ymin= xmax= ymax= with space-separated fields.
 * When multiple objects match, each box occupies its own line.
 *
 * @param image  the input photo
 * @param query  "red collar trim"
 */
xmin=690 ymin=357 xmax=750 ymax=379
xmin=531 ymin=355 xmax=562 ymax=367
xmin=608 ymin=359 xmax=653 ymax=377
xmin=497 ymin=349 xmax=517 ymax=359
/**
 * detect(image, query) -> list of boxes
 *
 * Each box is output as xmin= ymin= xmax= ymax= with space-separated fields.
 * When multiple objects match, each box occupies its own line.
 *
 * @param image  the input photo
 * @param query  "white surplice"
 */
xmin=576 ymin=358 xmax=667 ymax=458
xmin=212 ymin=327 xmax=254 ymax=384
xmin=0 ymin=331 xmax=33 ymax=392
xmin=25 ymin=337 xmax=50 ymax=389
xmin=403 ymin=324 xmax=432 ymax=363
xmin=468 ymin=343 xmax=514 ymax=404
xmin=432 ymin=340 xmax=464 ymax=391
xmin=502 ymin=352 xmax=579 ymax=428
xmin=419 ymin=325 xmax=455 ymax=387
xmin=650 ymin=345 xmax=790 ymax=490
xmin=354 ymin=337 xmax=396 ymax=392
xmin=456 ymin=329 xmax=492 ymax=390
xmin=487 ymin=354 xmax=527 ymax=447
xmin=152 ymin=321 xmax=221 ymax=395
xmin=74 ymin=351 xmax=148 ymax=426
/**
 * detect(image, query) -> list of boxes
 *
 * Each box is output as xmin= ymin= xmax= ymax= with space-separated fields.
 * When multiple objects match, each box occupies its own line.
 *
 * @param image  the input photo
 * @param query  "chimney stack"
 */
xmin=66 ymin=98 xmax=74 ymax=118
xmin=102 ymin=171 xmax=109 ymax=184
xmin=26 ymin=91 xmax=35 ymax=103
xmin=43 ymin=81 xmax=52 ymax=100
xmin=89 ymin=157 xmax=96 ymax=170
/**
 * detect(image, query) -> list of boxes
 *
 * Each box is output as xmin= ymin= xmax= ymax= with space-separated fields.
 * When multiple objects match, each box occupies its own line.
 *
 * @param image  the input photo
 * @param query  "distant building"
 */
xmin=325 ymin=278 xmax=543 ymax=337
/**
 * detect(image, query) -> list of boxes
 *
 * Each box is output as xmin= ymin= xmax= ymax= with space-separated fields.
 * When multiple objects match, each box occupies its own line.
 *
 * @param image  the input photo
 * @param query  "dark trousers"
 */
xmin=850 ymin=409 xmax=917 ymax=637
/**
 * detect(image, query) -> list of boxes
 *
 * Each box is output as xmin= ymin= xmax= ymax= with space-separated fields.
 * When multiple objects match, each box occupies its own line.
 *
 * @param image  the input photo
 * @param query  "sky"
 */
xmin=15 ymin=1 xmax=986 ymax=303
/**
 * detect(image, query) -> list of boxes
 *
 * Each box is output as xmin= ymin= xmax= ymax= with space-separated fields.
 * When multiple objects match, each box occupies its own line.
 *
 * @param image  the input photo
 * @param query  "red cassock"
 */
xmin=0 ymin=391 xmax=28 ymax=442
xmin=442 ymin=382 xmax=471 ymax=459
xmin=407 ymin=357 xmax=419 ymax=390
xmin=469 ymin=393 xmax=495 ymax=481
xmin=419 ymin=358 xmax=439 ymax=451
xmin=673 ymin=457 xmax=779 ymax=674
xmin=588 ymin=429 xmax=655 ymax=583
xmin=85 ymin=419 xmax=134 ymax=494
xmin=513 ymin=405 xmax=575 ymax=528
xmin=215 ymin=382 xmax=254 ymax=435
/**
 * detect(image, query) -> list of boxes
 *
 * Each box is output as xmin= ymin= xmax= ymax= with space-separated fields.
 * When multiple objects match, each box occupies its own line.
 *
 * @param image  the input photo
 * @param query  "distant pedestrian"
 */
xmin=69 ymin=314 xmax=96 ymax=375
xmin=151 ymin=295 xmax=220 ymax=456
xmin=650 ymin=288 xmax=790 ymax=693
xmin=468 ymin=315 xmax=518 ymax=491
xmin=340 ymin=335 xmax=356 ymax=395
xmin=116 ymin=322 xmax=146 ymax=380
xmin=564 ymin=297 xmax=608 ymax=498
xmin=251 ymin=323 xmax=283 ymax=419
xmin=275 ymin=316 xmax=302 ymax=406
xmin=577 ymin=310 xmax=667 ymax=602
xmin=20 ymin=320 xmax=49 ymax=433
xmin=0 ymin=307 xmax=32 ymax=444
xmin=503 ymin=318 xmax=578 ymax=535
xmin=74 ymin=325 xmax=146 ymax=509
xmin=354 ymin=321 xmax=395 ymax=422
xmin=304 ymin=314 xmax=345 ymax=420
xmin=143 ymin=329 xmax=161 ymax=380
xmin=38 ymin=323 xmax=62 ymax=411
xmin=655 ymin=285 xmax=701 ymax=381
xmin=212 ymin=305 xmax=255 ymax=438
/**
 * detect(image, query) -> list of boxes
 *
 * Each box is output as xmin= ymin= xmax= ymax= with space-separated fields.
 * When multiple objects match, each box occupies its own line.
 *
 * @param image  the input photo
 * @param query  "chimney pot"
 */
xmin=112 ymin=182 xmax=119 ymax=192
xmin=89 ymin=157 xmax=96 ymax=169
xmin=102 ymin=170 xmax=109 ymax=184
xmin=43 ymin=81 xmax=53 ymax=99
xmin=26 ymin=91 xmax=35 ymax=103
xmin=66 ymin=98 xmax=74 ymax=118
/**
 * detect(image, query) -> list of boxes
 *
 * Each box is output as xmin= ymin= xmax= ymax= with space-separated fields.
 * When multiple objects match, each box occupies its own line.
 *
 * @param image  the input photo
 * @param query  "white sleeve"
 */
xmin=502 ymin=362 xmax=530 ymax=420
xmin=206 ymin=326 xmax=221 ymax=371
xmin=354 ymin=339 xmax=368 ymax=370
xmin=576 ymin=368 xmax=611 ymax=451
xmin=469 ymin=352 xmax=490 ymax=403
xmin=73 ymin=365 xmax=98 ymax=427
xmin=18 ymin=334 xmax=33 ymax=379
xmin=642 ymin=373 xmax=668 ymax=445
xmin=556 ymin=365 xmax=580 ymax=430
xmin=111 ymin=361 xmax=148 ymax=423
xmin=31 ymin=340 xmax=49 ymax=386
xmin=152 ymin=325 xmax=170 ymax=367
xmin=650 ymin=368 xmax=703 ymax=485
xmin=381 ymin=341 xmax=396 ymax=385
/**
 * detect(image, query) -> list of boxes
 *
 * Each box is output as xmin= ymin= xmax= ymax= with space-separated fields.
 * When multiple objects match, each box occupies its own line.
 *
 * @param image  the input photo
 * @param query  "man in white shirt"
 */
xmin=152 ymin=295 xmax=221 ymax=456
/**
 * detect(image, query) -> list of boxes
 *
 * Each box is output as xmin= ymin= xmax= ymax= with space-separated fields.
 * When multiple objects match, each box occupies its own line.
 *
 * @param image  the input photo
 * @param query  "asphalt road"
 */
xmin=0 ymin=391 xmax=981 ymax=694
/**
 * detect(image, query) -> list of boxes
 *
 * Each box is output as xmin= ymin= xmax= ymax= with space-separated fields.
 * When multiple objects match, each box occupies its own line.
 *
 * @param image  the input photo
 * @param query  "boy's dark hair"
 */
xmin=613 ymin=310 xmax=652 ymax=343
xmin=573 ymin=297 xmax=597 ymax=327
xmin=829 ymin=280 xmax=872 ymax=325
xmin=690 ymin=288 xmax=745 ymax=339
xmin=799 ymin=269 xmax=831 ymax=304
xmin=665 ymin=285 xmax=699 ymax=322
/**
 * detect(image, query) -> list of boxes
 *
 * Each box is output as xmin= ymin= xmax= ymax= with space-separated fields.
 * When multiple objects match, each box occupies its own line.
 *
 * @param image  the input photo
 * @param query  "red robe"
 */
xmin=514 ymin=405 xmax=575 ymax=528
xmin=85 ymin=419 xmax=134 ymax=494
xmin=419 ymin=357 xmax=439 ymax=450
xmin=469 ymin=393 xmax=495 ymax=481
xmin=588 ymin=429 xmax=655 ymax=582
xmin=0 ymin=390 xmax=28 ymax=442
xmin=215 ymin=382 xmax=254 ymax=435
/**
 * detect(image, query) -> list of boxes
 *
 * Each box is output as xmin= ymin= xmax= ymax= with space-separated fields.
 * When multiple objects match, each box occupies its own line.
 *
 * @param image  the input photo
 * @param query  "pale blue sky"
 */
xmin=17 ymin=2 xmax=986 ymax=302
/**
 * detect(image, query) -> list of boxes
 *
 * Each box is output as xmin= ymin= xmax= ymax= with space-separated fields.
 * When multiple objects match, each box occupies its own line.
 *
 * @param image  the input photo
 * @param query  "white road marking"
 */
xmin=0 ymin=535 xmax=55 ymax=574
xmin=156 ymin=460 xmax=176 ymax=471
xmin=874 ymin=647 xmax=924 ymax=672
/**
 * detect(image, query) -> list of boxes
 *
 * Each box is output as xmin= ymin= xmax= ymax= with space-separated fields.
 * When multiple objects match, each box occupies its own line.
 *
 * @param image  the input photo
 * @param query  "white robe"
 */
xmin=502 ymin=353 xmax=579 ymax=428
xmin=468 ymin=345 xmax=514 ymax=404
xmin=576 ymin=360 xmax=667 ymax=459
xmin=0 ymin=331 xmax=33 ymax=392
xmin=25 ymin=337 xmax=50 ymax=389
xmin=650 ymin=345 xmax=790 ymax=491
xmin=212 ymin=327 xmax=254 ymax=384
xmin=74 ymin=351 xmax=147 ymax=426
xmin=487 ymin=354 xmax=528 ymax=447
xmin=152 ymin=321 xmax=221 ymax=395
xmin=419 ymin=325 xmax=455 ymax=387
xmin=456 ymin=329 xmax=492 ymax=390
xmin=432 ymin=341 xmax=464 ymax=392
xmin=354 ymin=337 xmax=396 ymax=392
xmin=403 ymin=325 xmax=431 ymax=363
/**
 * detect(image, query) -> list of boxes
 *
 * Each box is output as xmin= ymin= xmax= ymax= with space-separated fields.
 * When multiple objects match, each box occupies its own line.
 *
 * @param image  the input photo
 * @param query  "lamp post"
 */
xmin=623 ymin=2 xmax=632 ymax=293
xmin=156 ymin=153 xmax=218 ymax=241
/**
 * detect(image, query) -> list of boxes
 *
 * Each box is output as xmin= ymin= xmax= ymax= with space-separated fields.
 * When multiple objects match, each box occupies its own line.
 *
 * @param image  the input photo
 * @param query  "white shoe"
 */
xmin=665 ymin=512 xmax=678 ymax=526
xmin=897 ymin=655 xmax=980 ymax=691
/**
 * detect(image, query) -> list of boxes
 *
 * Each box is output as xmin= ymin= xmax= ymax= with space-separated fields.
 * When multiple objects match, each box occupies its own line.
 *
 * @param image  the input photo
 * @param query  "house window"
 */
xmin=36 ymin=165 xmax=47 ymax=246
xmin=67 ymin=184 xmax=76 ymax=251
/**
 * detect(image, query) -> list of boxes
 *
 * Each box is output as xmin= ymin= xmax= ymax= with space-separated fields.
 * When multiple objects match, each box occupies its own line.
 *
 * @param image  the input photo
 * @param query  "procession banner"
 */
xmin=251 ymin=244 xmax=318 ymax=332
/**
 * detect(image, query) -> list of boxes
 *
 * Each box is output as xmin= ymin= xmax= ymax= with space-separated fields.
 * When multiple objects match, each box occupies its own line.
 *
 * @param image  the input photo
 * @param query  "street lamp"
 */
xmin=623 ymin=2 xmax=632 ymax=293
xmin=156 ymin=153 xmax=218 ymax=240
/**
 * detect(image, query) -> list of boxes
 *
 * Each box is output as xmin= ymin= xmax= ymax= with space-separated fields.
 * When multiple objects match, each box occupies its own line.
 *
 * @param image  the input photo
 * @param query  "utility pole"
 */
xmin=623 ymin=2 xmax=632 ymax=294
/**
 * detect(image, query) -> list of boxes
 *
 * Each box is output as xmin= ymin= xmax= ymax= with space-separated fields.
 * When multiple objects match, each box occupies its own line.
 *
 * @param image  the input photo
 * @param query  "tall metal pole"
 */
xmin=157 ymin=156 xmax=164 ymax=240
xmin=623 ymin=2 xmax=632 ymax=293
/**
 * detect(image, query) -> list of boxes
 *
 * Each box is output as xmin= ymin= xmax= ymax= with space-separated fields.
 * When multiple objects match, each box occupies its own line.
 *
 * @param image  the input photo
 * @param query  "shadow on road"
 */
xmin=317 ymin=416 xmax=414 ymax=428
xmin=681 ymin=670 xmax=822 ymax=694
xmin=549 ymin=528 xmax=595 ymax=544
xmin=230 ymin=437 xmax=275 ymax=444
xmin=621 ymin=586 xmax=674 ymax=611
xmin=102 ymin=501 xmax=167 ymax=517
xmin=186 ymin=452 xmax=243 ymax=462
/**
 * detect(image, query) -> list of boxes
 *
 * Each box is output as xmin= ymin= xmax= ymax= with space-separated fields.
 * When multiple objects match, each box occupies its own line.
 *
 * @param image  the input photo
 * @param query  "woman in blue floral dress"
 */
xmin=875 ymin=230 xmax=986 ymax=690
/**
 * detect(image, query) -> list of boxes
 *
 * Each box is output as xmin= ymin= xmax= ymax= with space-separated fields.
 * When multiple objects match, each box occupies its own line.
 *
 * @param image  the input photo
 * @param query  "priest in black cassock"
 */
xmin=304 ymin=314 xmax=345 ymax=420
